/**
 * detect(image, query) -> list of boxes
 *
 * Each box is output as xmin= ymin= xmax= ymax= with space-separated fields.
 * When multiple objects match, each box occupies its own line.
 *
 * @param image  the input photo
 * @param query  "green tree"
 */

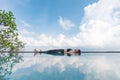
xmin=0 ymin=10 xmax=24 ymax=79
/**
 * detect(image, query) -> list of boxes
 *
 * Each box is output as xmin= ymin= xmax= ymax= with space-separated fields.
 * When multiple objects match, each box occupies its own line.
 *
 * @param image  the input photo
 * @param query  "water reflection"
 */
xmin=9 ymin=56 xmax=120 ymax=80
xmin=1 ymin=52 xmax=120 ymax=80
xmin=0 ymin=53 xmax=23 ymax=80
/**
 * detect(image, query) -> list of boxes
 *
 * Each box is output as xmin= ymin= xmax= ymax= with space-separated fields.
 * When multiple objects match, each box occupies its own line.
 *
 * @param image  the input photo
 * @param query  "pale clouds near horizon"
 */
xmin=19 ymin=0 xmax=120 ymax=49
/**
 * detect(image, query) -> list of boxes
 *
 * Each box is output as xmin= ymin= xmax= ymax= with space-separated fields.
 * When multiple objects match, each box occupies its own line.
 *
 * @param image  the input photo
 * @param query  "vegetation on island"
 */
xmin=0 ymin=10 xmax=24 ymax=79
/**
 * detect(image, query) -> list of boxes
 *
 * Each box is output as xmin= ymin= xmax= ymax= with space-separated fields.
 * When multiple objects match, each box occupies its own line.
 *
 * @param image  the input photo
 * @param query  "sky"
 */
xmin=0 ymin=0 xmax=120 ymax=49
xmin=1 ymin=0 xmax=120 ymax=80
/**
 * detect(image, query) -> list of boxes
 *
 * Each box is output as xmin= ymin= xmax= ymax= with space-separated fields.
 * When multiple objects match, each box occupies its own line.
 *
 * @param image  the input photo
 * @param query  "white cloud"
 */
xmin=21 ymin=20 xmax=32 ymax=28
xmin=58 ymin=16 xmax=75 ymax=30
xmin=7 ymin=0 xmax=120 ymax=79
xmin=19 ymin=29 xmax=35 ymax=36
xmin=76 ymin=0 xmax=120 ymax=48
xmin=3 ymin=0 xmax=120 ymax=49
xmin=19 ymin=0 xmax=120 ymax=49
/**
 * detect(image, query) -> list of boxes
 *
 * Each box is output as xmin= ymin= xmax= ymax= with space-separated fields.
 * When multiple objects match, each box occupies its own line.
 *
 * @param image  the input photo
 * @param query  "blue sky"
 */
xmin=1 ymin=1 xmax=120 ymax=80
xmin=1 ymin=0 xmax=120 ymax=49
xmin=0 ymin=0 xmax=98 ymax=36
xmin=16 ymin=0 xmax=94 ymax=36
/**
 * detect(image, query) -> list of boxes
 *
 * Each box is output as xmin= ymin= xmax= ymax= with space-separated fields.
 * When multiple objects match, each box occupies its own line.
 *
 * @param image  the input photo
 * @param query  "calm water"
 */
xmin=5 ymin=53 xmax=120 ymax=80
